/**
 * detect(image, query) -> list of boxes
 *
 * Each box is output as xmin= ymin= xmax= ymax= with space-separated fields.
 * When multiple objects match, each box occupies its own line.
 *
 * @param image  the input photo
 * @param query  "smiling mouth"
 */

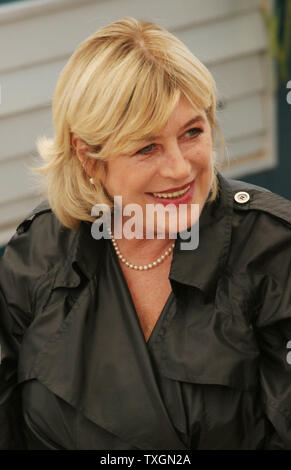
xmin=147 ymin=179 xmax=194 ymax=199
xmin=151 ymin=185 xmax=191 ymax=199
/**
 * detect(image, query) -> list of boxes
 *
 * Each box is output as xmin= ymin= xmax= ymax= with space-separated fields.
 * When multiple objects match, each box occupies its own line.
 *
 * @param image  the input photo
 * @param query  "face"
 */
xmin=100 ymin=94 xmax=214 ymax=238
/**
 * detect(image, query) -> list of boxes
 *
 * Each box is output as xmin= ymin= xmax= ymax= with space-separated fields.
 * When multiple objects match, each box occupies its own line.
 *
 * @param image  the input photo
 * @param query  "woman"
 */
xmin=0 ymin=17 xmax=291 ymax=450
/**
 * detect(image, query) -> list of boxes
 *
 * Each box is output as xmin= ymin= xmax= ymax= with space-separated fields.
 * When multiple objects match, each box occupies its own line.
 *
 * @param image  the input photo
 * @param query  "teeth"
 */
xmin=152 ymin=185 xmax=190 ymax=198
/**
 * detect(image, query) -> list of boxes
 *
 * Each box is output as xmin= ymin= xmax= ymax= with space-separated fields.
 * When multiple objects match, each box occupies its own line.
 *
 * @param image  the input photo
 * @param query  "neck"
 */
xmin=113 ymin=236 xmax=175 ymax=260
xmin=109 ymin=216 xmax=177 ymax=261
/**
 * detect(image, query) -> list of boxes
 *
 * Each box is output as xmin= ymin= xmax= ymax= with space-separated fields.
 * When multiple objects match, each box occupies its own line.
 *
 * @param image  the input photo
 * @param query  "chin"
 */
xmin=145 ymin=206 xmax=200 ymax=240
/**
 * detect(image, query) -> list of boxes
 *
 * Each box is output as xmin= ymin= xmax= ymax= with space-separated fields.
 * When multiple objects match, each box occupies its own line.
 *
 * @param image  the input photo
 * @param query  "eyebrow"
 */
xmin=143 ymin=116 xmax=206 ymax=142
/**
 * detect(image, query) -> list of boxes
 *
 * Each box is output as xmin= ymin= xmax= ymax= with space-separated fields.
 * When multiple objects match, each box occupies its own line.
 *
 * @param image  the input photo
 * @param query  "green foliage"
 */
xmin=261 ymin=0 xmax=291 ymax=82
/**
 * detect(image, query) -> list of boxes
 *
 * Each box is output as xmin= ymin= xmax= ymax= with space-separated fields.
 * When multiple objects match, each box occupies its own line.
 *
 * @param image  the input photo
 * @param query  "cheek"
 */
xmin=200 ymin=137 xmax=213 ymax=168
xmin=103 ymin=168 xmax=145 ymax=202
xmin=188 ymin=146 xmax=212 ymax=169
xmin=103 ymin=161 xmax=129 ymax=193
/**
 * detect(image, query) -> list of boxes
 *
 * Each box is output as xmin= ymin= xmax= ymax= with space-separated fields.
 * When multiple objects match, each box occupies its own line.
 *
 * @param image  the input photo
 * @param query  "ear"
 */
xmin=71 ymin=133 xmax=89 ymax=165
xmin=71 ymin=133 xmax=97 ymax=177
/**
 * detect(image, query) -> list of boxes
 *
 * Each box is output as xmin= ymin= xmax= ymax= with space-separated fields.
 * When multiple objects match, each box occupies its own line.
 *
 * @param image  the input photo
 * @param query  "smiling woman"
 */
xmin=1 ymin=17 xmax=291 ymax=451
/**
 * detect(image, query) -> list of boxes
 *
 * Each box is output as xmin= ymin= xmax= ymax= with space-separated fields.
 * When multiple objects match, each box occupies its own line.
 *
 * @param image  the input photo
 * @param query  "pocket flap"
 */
xmin=159 ymin=308 xmax=259 ymax=392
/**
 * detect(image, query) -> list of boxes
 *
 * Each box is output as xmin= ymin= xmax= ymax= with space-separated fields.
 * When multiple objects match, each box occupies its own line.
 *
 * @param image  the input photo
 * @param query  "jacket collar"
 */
xmin=169 ymin=172 xmax=233 ymax=296
xmin=53 ymin=216 xmax=106 ymax=289
xmin=68 ymin=172 xmax=233 ymax=297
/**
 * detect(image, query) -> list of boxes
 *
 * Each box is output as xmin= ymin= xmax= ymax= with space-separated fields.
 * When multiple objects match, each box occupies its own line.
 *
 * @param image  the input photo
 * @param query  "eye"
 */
xmin=135 ymin=127 xmax=203 ymax=155
xmin=136 ymin=143 xmax=156 ymax=155
xmin=185 ymin=127 xmax=203 ymax=138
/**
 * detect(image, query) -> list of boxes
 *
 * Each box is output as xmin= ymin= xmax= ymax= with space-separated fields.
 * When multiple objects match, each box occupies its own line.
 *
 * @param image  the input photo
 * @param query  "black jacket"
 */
xmin=0 ymin=172 xmax=291 ymax=450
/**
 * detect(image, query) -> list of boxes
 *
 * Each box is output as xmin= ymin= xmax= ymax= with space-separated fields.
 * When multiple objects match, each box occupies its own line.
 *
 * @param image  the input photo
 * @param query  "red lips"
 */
xmin=146 ymin=179 xmax=195 ymax=206
xmin=146 ymin=179 xmax=194 ymax=194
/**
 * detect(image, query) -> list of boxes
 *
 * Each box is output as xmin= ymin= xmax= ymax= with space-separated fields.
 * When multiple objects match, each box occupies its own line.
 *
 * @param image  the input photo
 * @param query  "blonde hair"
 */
xmin=32 ymin=17 xmax=224 ymax=229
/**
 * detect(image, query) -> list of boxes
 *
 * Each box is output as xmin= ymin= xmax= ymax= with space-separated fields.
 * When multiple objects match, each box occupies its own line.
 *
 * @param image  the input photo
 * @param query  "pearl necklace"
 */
xmin=108 ymin=229 xmax=175 ymax=271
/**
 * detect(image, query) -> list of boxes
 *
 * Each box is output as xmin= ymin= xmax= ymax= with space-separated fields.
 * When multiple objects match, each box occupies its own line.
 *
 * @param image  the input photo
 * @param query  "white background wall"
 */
xmin=0 ymin=0 xmax=275 ymax=243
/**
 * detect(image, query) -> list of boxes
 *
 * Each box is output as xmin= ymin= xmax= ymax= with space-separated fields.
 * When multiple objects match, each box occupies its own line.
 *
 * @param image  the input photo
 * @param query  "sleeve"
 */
xmin=0 ymin=231 xmax=35 ymax=449
xmin=0 ymin=289 xmax=28 ymax=449
xmin=253 ymin=270 xmax=291 ymax=450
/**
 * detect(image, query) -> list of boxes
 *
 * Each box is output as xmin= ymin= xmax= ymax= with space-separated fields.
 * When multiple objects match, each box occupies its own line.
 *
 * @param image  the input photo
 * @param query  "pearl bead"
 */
xmin=109 ymin=234 xmax=174 ymax=272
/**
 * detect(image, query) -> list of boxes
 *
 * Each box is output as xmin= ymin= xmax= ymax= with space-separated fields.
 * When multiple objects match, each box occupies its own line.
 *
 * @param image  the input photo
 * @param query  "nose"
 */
xmin=158 ymin=141 xmax=191 ymax=180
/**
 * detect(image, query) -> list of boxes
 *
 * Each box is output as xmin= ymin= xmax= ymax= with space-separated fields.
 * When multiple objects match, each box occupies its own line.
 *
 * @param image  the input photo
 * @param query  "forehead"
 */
xmin=150 ymin=94 xmax=206 ymax=134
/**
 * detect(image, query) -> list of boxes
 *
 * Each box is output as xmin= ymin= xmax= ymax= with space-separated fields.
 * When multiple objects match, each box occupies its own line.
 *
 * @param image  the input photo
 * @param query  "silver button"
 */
xmin=234 ymin=191 xmax=250 ymax=204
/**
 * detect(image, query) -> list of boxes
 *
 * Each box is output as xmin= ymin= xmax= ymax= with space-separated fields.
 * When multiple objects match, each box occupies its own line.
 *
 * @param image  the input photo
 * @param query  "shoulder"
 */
xmin=225 ymin=176 xmax=291 ymax=229
xmin=0 ymin=200 xmax=79 ymax=312
xmin=219 ymin=175 xmax=291 ymax=289
xmin=6 ymin=199 xmax=78 ymax=271
xmin=218 ymin=174 xmax=291 ymax=237
xmin=14 ymin=199 xmax=53 ymax=235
